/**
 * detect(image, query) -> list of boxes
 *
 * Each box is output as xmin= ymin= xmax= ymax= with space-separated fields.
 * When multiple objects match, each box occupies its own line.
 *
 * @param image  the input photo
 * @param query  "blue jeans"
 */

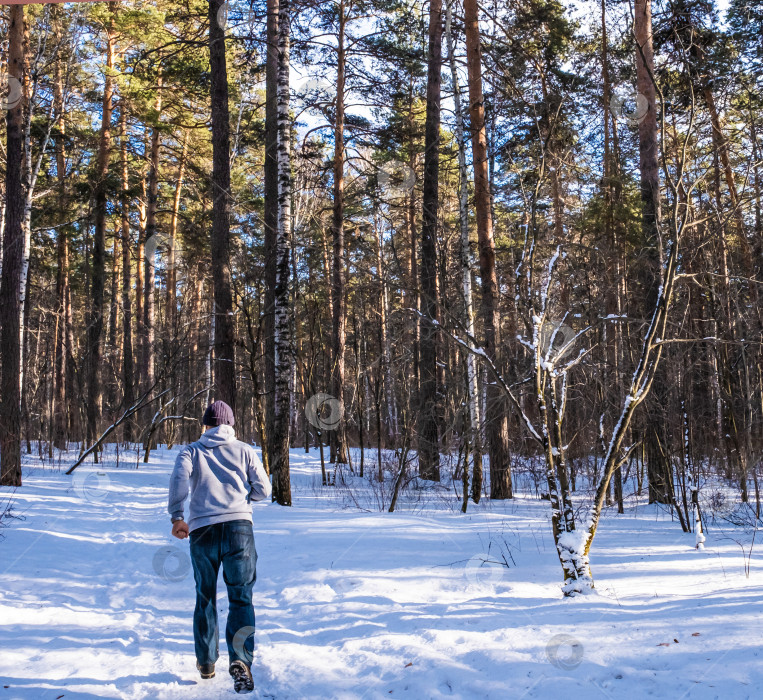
xmin=189 ymin=519 xmax=258 ymax=667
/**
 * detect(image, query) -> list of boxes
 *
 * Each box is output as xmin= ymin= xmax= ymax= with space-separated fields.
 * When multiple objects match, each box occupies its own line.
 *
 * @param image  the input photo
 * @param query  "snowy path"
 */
xmin=1 ymin=447 xmax=762 ymax=699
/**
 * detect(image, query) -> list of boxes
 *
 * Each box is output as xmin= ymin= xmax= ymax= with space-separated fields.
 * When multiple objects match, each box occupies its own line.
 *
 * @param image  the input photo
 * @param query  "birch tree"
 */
xmin=445 ymin=41 xmax=706 ymax=593
xmin=272 ymin=0 xmax=294 ymax=506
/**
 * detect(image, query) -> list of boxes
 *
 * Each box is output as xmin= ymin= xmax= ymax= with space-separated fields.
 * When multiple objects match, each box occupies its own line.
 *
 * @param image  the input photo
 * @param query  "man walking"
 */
xmin=168 ymin=400 xmax=271 ymax=694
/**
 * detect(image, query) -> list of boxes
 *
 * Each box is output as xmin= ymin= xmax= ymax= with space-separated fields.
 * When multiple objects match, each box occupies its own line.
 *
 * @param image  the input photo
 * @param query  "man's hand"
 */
xmin=172 ymin=520 xmax=189 ymax=539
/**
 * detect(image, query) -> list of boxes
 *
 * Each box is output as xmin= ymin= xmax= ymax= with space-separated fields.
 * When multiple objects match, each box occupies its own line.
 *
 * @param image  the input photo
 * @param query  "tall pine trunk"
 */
xmin=0 ymin=5 xmax=25 ymax=486
xmin=601 ymin=0 xmax=624 ymax=513
xmin=86 ymin=5 xmax=116 ymax=454
xmin=263 ymin=0 xmax=280 ymax=477
xmin=209 ymin=0 xmax=237 ymax=410
xmin=446 ymin=0 xmax=482 ymax=504
xmin=634 ymin=0 xmax=671 ymax=505
xmin=330 ymin=0 xmax=348 ymax=465
xmin=418 ymin=0 xmax=442 ymax=481
xmin=53 ymin=6 xmax=70 ymax=450
xmin=464 ymin=0 xmax=511 ymax=499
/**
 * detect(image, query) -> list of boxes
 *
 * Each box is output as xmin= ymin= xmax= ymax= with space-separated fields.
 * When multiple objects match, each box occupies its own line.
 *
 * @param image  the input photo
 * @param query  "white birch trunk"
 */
xmin=20 ymin=21 xmax=59 ymax=406
xmin=205 ymin=299 xmax=214 ymax=407
xmin=688 ymin=470 xmax=705 ymax=550
xmin=272 ymin=0 xmax=294 ymax=504
xmin=375 ymin=211 xmax=397 ymax=440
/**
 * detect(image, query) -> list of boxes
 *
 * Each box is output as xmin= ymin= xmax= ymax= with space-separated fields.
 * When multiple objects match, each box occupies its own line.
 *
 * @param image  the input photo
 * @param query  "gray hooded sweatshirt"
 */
xmin=168 ymin=425 xmax=272 ymax=532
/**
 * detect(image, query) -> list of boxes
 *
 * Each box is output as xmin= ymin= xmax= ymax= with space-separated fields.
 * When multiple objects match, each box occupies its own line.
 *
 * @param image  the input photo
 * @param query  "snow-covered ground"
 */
xmin=1 ymin=445 xmax=762 ymax=699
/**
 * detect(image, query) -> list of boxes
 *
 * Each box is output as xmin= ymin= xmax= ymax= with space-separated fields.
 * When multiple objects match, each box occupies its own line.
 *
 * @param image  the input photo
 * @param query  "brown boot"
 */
xmin=196 ymin=660 xmax=215 ymax=679
xmin=229 ymin=660 xmax=254 ymax=693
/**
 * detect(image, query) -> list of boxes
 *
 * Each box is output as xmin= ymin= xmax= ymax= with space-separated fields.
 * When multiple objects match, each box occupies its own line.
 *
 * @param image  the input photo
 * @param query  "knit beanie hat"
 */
xmin=202 ymin=400 xmax=235 ymax=427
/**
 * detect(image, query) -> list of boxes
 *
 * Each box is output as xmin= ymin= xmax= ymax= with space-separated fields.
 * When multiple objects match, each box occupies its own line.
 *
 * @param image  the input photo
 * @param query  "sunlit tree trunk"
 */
xmin=464 ymin=0 xmax=511 ymax=499
xmin=53 ymin=7 xmax=70 ymax=450
xmin=135 ymin=165 xmax=146 ymax=399
xmin=108 ymin=233 xmax=120 ymax=355
xmin=167 ymin=129 xmax=188 ymax=330
xmin=86 ymin=4 xmax=116 ymax=454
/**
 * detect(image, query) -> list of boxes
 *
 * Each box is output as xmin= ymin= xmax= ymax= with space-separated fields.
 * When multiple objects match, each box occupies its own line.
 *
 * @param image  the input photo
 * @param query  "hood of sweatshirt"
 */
xmin=199 ymin=424 xmax=237 ymax=447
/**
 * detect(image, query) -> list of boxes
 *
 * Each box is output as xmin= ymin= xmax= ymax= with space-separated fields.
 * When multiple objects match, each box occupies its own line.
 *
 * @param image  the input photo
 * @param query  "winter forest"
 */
xmin=0 ymin=0 xmax=762 ymax=697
